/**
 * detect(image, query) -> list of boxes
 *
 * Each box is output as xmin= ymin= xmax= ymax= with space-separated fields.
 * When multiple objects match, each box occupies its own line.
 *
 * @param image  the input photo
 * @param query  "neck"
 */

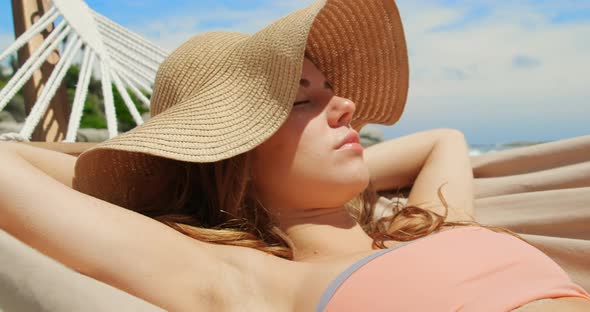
xmin=277 ymin=206 xmax=375 ymax=261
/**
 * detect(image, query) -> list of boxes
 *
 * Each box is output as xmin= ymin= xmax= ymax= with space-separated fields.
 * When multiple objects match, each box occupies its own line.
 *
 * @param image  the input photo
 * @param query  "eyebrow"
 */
xmin=300 ymin=78 xmax=333 ymax=90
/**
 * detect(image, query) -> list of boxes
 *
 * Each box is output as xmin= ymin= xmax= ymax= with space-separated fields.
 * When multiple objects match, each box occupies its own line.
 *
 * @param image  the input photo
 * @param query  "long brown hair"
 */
xmin=140 ymin=152 xmax=523 ymax=260
xmin=347 ymin=182 xmax=525 ymax=249
xmin=139 ymin=152 xmax=293 ymax=258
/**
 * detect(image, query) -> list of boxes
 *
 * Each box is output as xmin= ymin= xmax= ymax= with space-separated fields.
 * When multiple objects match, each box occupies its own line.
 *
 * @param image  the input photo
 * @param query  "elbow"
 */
xmin=432 ymin=128 xmax=468 ymax=144
xmin=431 ymin=128 xmax=471 ymax=157
xmin=434 ymin=128 xmax=466 ymax=138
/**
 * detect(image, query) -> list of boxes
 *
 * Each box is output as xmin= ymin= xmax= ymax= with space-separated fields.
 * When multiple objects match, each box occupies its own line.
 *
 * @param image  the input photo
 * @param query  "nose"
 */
xmin=327 ymin=96 xmax=356 ymax=128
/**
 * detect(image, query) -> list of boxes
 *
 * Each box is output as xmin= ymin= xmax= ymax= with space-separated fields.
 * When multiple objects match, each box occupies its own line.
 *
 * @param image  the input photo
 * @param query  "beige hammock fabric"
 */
xmin=474 ymin=135 xmax=590 ymax=291
xmin=1 ymin=134 xmax=589 ymax=310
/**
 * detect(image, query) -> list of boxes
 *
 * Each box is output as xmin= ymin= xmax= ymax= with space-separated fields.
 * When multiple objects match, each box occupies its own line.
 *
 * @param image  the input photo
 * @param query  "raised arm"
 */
xmin=364 ymin=128 xmax=475 ymax=222
xmin=0 ymin=142 xmax=234 ymax=310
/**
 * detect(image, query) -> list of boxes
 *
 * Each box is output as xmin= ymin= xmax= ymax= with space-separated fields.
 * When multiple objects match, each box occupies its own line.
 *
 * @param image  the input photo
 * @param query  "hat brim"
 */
xmin=74 ymin=0 xmax=409 ymax=210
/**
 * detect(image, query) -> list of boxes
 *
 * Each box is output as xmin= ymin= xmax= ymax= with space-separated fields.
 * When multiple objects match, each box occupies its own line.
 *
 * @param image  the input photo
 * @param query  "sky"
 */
xmin=1 ymin=0 xmax=589 ymax=145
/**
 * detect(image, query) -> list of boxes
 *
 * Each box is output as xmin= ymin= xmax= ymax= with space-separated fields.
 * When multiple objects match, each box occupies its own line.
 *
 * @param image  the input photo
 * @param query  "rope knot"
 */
xmin=0 ymin=132 xmax=30 ymax=142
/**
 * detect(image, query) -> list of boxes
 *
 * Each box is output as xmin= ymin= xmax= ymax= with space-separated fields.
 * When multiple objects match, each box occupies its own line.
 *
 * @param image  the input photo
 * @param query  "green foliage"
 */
xmin=1 ymin=65 xmax=10 ymax=89
xmin=80 ymin=95 xmax=107 ymax=129
xmin=65 ymin=65 xmax=105 ymax=129
xmin=112 ymin=84 xmax=150 ymax=132
xmin=64 ymin=63 xmax=80 ymax=89
xmin=10 ymin=55 xmax=18 ymax=75
xmin=1 ymin=62 xmax=150 ymax=132
xmin=61 ymin=64 xmax=149 ymax=130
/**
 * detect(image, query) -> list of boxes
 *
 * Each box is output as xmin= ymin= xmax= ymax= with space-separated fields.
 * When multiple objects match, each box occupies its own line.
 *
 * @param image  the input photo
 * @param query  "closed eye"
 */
xmin=293 ymin=100 xmax=310 ymax=106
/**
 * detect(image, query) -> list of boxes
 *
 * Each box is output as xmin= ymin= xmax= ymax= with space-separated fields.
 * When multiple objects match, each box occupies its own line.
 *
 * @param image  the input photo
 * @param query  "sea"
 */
xmin=467 ymin=141 xmax=547 ymax=156
xmin=361 ymin=130 xmax=547 ymax=156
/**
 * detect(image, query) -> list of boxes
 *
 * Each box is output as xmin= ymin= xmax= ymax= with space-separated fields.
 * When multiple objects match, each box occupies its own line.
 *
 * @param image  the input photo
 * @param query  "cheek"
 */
xmin=251 ymin=118 xmax=322 ymax=201
xmin=251 ymin=115 xmax=369 ymax=208
xmin=252 ymin=126 xmax=299 ymax=184
xmin=259 ymin=116 xmax=312 ymax=168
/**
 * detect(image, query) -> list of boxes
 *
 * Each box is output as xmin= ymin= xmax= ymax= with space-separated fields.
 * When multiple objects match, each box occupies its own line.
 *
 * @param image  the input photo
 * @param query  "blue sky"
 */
xmin=1 ymin=0 xmax=589 ymax=144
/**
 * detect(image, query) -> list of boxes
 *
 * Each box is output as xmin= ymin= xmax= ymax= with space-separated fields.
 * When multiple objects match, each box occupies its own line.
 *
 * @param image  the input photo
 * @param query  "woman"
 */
xmin=1 ymin=0 xmax=589 ymax=311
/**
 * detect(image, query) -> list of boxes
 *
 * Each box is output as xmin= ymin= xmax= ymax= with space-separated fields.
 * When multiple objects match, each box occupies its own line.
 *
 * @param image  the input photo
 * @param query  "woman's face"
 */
xmin=252 ymin=58 xmax=370 ymax=212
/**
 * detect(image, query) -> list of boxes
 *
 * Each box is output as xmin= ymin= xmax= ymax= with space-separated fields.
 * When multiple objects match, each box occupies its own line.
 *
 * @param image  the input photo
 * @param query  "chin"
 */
xmin=297 ymin=170 xmax=369 ymax=208
xmin=334 ymin=168 xmax=371 ymax=200
xmin=346 ymin=161 xmax=371 ymax=187
xmin=352 ymin=173 xmax=371 ymax=195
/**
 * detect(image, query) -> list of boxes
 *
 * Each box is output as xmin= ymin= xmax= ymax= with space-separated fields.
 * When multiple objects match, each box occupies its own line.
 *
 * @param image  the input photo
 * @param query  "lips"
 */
xmin=335 ymin=130 xmax=361 ymax=149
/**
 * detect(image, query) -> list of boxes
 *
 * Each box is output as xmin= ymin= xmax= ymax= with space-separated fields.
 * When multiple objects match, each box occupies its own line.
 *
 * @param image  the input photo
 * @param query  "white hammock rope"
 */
xmin=110 ymin=53 xmax=156 ymax=83
xmin=92 ymin=11 xmax=168 ymax=59
xmin=114 ymin=66 xmax=155 ymax=95
xmin=96 ymin=26 xmax=165 ymax=75
xmin=0 ymin=0 xmax=170 ymax=142
xmin=0 ymin=21 xmax=70 ymax=112
xmin=100 ymin=59 xmax=118 ymax=138
xmin=114 ymin=63 xmax=154 ymax=97
xmin=117 ymin=71 xmax=151 ymax=109
xmin=0 ymin=132 xmax=29 ymax=142
xmin=65 ymin=48 xmax=95 ymax=142
xmin=0 ymin=6 xmax=58 ymax=62
xmin=96 ymin=23 xmax=163 ymax=68
xmin=110 ymin=69 xmax=144 ymax=126
xmin=103 ymin=39 xmax=160 ymax=74
xmin=20 ymin=35 xmax=82 ymax=139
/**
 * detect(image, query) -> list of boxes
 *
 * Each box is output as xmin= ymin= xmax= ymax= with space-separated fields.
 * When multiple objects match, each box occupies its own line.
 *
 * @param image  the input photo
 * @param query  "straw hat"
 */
xmin=74 ymin=0 xmax=409 ymax=210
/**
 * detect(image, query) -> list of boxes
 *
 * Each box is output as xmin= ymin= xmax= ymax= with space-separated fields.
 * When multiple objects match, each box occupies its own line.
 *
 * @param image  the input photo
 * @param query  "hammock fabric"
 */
xmin=1 ymin=134 xmax=589 ymax=310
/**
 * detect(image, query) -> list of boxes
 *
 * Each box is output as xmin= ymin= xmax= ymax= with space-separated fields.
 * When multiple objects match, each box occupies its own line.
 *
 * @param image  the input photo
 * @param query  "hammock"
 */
xmin=1 ymin=134 xmax=589 ymax=311
xmin=0 ymin=0 xmax=168 ymax=142
xmin=1 ymin=1 xmax=589 ymax=310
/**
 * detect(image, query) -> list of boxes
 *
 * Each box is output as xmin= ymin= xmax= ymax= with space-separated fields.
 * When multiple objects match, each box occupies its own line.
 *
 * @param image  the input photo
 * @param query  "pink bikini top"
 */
xmin=316 ymin=226 xmax=589 ymax=311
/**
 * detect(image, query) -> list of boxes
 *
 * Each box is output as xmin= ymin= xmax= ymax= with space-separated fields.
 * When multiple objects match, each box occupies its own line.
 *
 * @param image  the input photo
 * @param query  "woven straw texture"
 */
xmin=74 ymin=0 xmax=409 ymax=211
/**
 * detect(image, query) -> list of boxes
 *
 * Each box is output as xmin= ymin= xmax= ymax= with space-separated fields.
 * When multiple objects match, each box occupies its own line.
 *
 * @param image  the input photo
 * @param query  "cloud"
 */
xmin=125 ymin=0 xmax=315 ymax=51
xmin=1 ymin=0 xmax=580 ymax=143
xmin=111 ymin=0 xmax=588 ymax=143
xmin=375 ymin=0 xmax=590 ymax=143
xmin=512 ymin=55 xmax=542 ymax=69
xmin=429 ymin=4 xmax=492 ymax=32
xmin=397 ymin=1 xmax=590 ymax=99
xmin=551 ymin=9 xmax=590 ymax=24
xmin=442 ymin=67 xmax=468 ymax=80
